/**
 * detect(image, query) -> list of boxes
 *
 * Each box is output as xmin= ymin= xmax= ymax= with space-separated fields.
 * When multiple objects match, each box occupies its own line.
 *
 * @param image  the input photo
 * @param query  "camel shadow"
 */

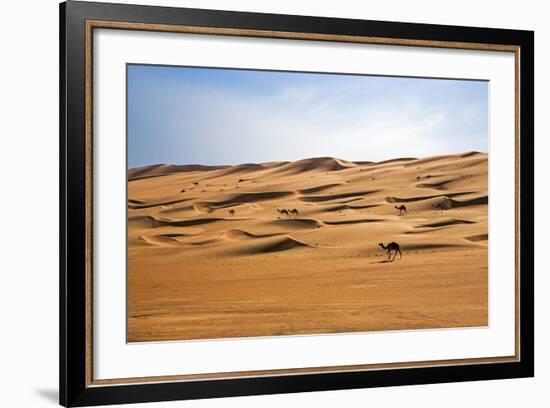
xmin=370 ymin=259 xmax=395 ymax=264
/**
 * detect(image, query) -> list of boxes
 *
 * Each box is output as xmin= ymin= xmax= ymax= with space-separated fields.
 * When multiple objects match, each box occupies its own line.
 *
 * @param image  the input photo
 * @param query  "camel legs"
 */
xmin=388 ymin=248 xmax=402 ymax=261
xmin=383 ymin=246 xmax=402 ymax=261
xmin=392 ymin=248 xmax=402 ymax=260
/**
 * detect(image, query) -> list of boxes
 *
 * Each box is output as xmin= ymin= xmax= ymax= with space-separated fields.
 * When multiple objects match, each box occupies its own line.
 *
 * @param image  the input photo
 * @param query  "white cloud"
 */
xmin=130 ymin=72 xmax=488 ymax=166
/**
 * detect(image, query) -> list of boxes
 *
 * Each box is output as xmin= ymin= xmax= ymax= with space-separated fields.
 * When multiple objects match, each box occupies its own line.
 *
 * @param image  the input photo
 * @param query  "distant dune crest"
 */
xmin=128 ymin=163 xmax=229 ymax=181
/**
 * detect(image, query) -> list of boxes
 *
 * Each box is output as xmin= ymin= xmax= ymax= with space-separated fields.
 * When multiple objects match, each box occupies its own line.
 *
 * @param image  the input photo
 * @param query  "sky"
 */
xmin=127 ymin=64 xmax=488 ymax=168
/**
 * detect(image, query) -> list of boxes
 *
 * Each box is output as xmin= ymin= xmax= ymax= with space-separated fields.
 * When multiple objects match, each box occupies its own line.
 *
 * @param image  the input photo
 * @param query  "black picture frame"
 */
xmin=60 ymin=1 xmax=534 ymax=406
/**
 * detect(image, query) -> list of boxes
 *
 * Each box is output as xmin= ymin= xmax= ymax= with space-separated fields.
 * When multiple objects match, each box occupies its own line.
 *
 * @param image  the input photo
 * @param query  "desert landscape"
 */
xmin=127 ymin=151 xmax=488 ymax=342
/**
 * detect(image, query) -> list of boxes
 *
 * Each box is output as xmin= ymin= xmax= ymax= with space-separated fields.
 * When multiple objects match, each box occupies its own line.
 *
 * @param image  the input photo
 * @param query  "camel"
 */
xmin=277 ymin=208 xmax=290 ymax=218
xmin=228 ymin=209 xmax=235 ymax=216
xmin=378 ymin=242 xmax=402 ymax=261
xmin=193 ymin=182 xmax=199 ymax=186
xmin=289 ymin=208 xmax=299 ymax=217
xmin=395 ymin=205 xmax=407 ymax=216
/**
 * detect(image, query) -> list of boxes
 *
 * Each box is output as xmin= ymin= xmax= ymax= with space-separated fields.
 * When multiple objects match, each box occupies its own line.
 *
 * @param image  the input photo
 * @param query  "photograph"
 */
xmin=126 ymin=64 xmax=489 ymax=342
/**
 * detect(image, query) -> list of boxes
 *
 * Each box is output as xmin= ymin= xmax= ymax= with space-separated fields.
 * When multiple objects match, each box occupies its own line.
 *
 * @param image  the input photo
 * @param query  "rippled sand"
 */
xmin=127 ymin=152 xmax=488 ymax=342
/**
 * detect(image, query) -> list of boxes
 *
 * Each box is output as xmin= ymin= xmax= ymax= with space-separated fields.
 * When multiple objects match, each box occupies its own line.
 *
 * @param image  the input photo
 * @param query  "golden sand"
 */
xmin=127 ymin=152 xmax=488 ymax=342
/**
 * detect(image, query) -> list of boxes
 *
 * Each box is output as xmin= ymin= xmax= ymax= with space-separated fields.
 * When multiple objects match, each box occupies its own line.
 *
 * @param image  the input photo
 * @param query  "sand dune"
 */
xmin=128 ymin=215 xmax=161 ymax=228
xmin=154 ymin=216 xmax=238 ymax=227
xmin=323 ymin=218 xmax=383 ymax=225
xmin=416 ymin=218 xmax=477 ymax=228
xmin=371 ymin=157 xmax=417 ymax=166
xmin=223 ymin=229 xmax=280 ymax=240
xmin=465 ymin=233 xmax=489 ymax=242
xmin=128 ymin=197 xmax=194 ymax=210
xmin=299 ymin=183 xmax=343 ymax=194
xmin=214 ymin=163 xmax=273 ymax=176
xmin=270 ymin=157 xmax=356 ymax=174
xmin=385 ymin=191 xmax=474 ymax=203
xmin=128 ymin=163 xmax=229 ymax=181
xmin=324 ymin=203 xmax=380 ymax=212
xmin=140 ymin=233 xmax=194 ymax=246
xmin=449 ymin=195 xmax=488 ymax=207
xmin=266 ymin=218 xmax=324 ymax=230
xmin=211 ymin=191 xmax=295 ymax=207
xmin=300 ymin=190 xmax=380 ymax=203
xmin=226 ymin=235 xmax=316 ymax=255
xmin=128 ymin=152 xmax=488 ymax=342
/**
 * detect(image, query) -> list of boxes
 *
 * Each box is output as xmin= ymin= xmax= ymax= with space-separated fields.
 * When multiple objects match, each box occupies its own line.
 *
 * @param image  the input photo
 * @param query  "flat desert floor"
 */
xmin=127 ymin=152 xmax=488 ymax=342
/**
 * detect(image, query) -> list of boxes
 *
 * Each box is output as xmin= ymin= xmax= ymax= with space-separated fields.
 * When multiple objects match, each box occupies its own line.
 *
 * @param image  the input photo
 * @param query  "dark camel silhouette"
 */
xmin=228 ymin=209 xmax=235 ymax=216
xmin=277 ymin=208 xmax=290 ymax=218
xmin=395 ymin=205 xmax=407 ymax=215
xmin=289 ymin=208 xmax=299 ymax=217
xmin=193 ymin=182 xmax=199 ymax=187
xmin=378 ymin=242 xmax=402 ymax=261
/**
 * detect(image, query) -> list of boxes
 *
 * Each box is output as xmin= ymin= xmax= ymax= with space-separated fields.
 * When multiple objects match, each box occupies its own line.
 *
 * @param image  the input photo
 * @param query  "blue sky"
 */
xmin=127 ymin=64 xmax=488 ymax=168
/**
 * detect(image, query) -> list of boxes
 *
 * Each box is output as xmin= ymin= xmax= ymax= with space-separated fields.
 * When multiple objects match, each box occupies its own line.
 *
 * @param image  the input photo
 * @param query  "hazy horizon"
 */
xmin=128 ymin=65 xmax=489 ymax=168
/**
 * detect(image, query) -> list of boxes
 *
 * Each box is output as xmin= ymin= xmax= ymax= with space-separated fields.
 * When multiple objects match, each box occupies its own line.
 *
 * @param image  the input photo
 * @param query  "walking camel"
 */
xmin=228 ymin=209 xmax=235 ymax=216
xmin=289 ymin=208 xmax=300 ymax=217
xmin=395 ymin=205 xmax=407 ymax=216
xmin=277 ymin=208 xmax=290 ymax=218
xmin=378 ymin=242 xmax=402 ymax=261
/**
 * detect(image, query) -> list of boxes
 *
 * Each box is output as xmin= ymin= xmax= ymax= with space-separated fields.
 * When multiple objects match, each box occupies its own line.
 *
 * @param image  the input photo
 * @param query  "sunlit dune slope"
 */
xmin=128 ymin=152 xmax=488 ymax=342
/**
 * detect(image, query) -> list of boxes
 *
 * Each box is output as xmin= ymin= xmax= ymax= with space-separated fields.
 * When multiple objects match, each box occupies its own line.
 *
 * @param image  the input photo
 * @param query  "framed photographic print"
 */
xmin=59 ymin=1 xmax=534 ymax=406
